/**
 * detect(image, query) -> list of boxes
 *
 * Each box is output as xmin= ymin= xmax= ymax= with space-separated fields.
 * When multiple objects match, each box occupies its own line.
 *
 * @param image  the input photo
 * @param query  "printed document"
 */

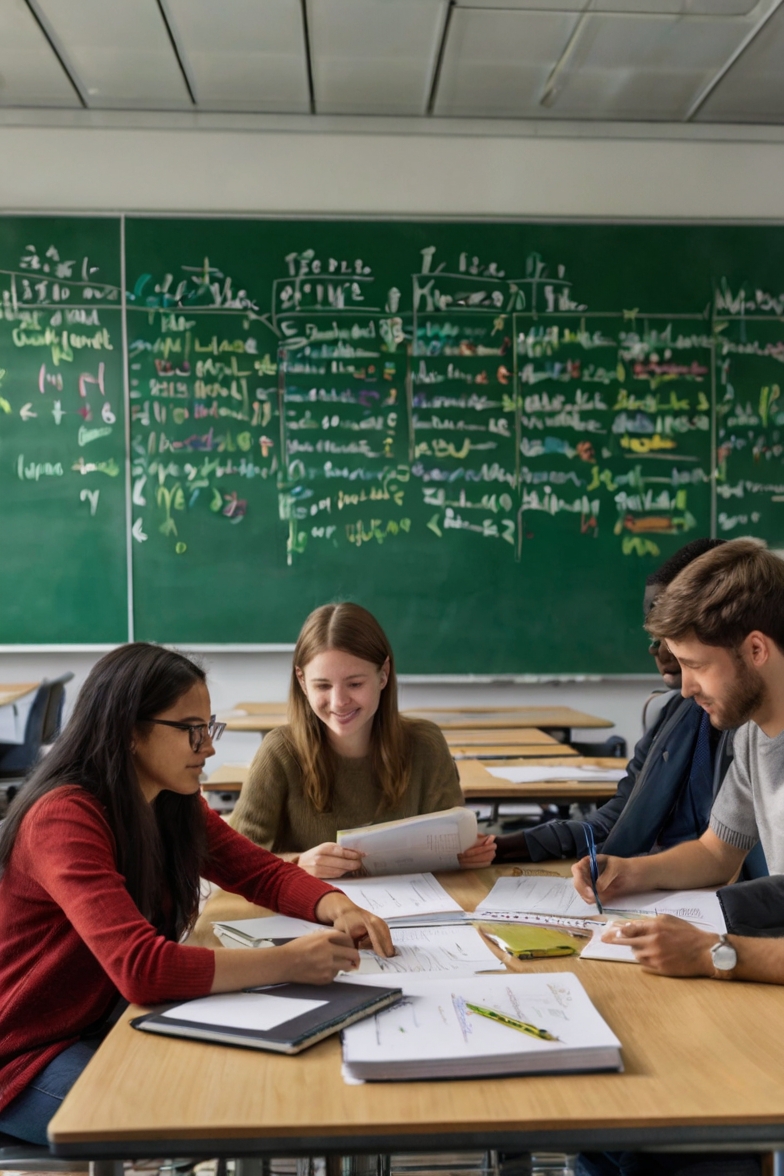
xmin=341 ymin=971 xmax=622 ymax=1081
xmin=338 ymin=806 xmax=477 ymax=875
xmin=336 ymin=872 xmax=465 ymax=924
xmin=356 ymin=925 xmax=500 ymax=976
xmin=486 ymin=766 xmax=626 ymax=784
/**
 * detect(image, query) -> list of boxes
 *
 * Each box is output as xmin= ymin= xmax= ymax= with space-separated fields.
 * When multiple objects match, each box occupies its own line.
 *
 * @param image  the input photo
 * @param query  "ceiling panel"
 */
xmin=434 ymin=8 xmax=580 ymax=117
xmin=545 ymin=11 xmax=757 ymax=120
xmin=0 ymin=0 xmax=79 ymax=106
xmin=456 ymin=1 xmax=759 ymax=12
xmin=35 ymin=0 xmax=191 ymax=108
xmin=697 ymin=3 xmax=784 ymax=122
xmin=307 ymin=0 xmax=447 ymax=115
xmin=436 ymin=5 xmax=762 ymax=119
xmin=166 ymin=0 xmax=310 ymax=113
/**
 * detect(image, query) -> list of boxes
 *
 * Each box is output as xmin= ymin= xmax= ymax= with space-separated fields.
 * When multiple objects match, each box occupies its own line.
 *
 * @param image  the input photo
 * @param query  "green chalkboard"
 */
xmin=1 ymin=214 xmax=783 ymax=671
xmin=0 ymin=216 xmax=127 ymax=645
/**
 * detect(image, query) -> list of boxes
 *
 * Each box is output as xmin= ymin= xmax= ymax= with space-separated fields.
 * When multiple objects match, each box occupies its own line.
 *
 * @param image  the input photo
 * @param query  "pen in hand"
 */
xmin=582 ymin=823 xmax=604 ymax=915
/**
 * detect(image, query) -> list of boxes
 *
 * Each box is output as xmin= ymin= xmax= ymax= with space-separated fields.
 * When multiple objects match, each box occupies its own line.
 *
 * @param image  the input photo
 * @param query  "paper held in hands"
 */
xmin=341 ymin=971 xmax=622 ymax=1081
xmin=337 ymin=806 xmax=477 ymax=875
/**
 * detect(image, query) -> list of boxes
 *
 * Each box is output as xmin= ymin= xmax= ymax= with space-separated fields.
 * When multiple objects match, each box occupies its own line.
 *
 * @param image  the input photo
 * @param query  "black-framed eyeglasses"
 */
xmin=648 ymin=637 xmax=661 ymax=652
xmin=145 ymin=714 xmax=226 ymax=752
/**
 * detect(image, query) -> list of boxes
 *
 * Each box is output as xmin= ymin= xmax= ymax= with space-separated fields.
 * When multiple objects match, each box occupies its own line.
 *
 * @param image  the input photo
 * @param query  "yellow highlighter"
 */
xmin=466 ymin=1002 xmax=560 ymax=1042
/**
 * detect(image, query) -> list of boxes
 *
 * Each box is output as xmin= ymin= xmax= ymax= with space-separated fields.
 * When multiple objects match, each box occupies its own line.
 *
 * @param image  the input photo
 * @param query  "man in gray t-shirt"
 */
xmin=571 ymin=538 xmax=784 ymax=985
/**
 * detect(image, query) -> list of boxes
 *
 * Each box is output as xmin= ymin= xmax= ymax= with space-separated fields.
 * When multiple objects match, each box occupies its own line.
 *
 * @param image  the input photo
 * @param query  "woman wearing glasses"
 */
xmin=230 ymin=601 xmax=496 ymax=879
xmin=0 ymin=642 xmax=392 ymax=1146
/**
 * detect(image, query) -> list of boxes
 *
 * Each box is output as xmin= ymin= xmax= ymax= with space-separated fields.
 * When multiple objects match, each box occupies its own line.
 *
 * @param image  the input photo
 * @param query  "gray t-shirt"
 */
xmin=710 ymin=720 xmax=784 ymax=873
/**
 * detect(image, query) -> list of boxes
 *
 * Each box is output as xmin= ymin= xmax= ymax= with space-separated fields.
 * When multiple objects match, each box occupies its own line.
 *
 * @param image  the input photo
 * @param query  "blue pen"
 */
xmin=582 ymin=823 xmax=604 ymax=915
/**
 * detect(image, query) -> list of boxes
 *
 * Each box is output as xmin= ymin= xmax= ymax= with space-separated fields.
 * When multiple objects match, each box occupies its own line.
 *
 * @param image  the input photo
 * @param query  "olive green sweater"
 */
xmin=230 ymin=718 xmax=463 ymax=855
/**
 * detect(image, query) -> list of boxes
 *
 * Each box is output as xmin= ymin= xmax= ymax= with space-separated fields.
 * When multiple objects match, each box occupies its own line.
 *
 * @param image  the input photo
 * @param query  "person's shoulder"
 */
xmin=24 ymin=784 xmax=108 ymax=834
xmin=402 ymin=717 xmax=450 ymax=755
xmin=251 ymin=725 xmax=302 ymax=772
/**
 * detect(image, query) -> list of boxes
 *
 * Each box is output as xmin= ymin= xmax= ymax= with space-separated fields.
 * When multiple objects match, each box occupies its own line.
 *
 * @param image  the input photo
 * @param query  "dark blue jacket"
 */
xmin=522 ymin=694 xmax=733 ymax=862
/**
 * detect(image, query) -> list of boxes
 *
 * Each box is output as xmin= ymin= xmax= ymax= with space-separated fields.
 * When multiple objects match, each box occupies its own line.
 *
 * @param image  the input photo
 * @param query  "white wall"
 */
xmin=4 ymin=114 xmax=776 ymax=757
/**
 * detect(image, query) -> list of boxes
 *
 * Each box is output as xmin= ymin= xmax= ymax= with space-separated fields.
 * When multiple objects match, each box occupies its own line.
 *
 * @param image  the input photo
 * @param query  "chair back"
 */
xmin=0 ymin=673 xmax=74 ymax=780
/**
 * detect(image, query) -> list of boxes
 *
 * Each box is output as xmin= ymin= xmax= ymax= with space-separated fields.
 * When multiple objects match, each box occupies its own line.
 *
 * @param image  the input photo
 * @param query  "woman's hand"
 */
xmin=458 ymin=834 xmax=497 ymax=869
xmin=315 ymin=890 xmax=394 ymax=957
xmin=276 ymin=929 xmax=360 ymax=983
xmin=602 ymin=915 xmax=718 ymax=978
xmin=297 ymin=842 xmax=366 ymax=879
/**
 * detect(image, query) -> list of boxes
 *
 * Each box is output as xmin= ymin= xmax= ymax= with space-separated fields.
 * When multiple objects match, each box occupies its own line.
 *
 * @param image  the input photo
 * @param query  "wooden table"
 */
xmin=49 ymin=867 xmax=784 ymax=1160
xmin=457 ymin=758 xmax=622 ymax=806
xmin=223 ymin=712 xmax=288 ymax=736
xmin=403 ymin=708 xmax=612 ymax=742
xmin=443 ymin=728 xmax=562 ymax=747
xmin=450 ymin=744 xmax=579 ymax=760
xmin=0 ymin=681 xmax=39 ymax=708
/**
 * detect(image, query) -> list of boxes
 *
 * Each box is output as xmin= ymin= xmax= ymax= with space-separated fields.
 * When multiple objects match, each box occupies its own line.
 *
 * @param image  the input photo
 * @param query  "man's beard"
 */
xmin=707 ymin=654 xmax=766 ymax=730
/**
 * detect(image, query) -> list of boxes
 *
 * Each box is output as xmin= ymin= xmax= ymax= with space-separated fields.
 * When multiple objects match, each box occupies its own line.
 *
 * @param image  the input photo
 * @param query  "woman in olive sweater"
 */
xmin=231 ymin=603 xmax=496 ymax=879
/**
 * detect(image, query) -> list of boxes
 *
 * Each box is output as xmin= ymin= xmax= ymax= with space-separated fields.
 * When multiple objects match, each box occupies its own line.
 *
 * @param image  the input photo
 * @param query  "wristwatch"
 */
xmin=710 ymin=934 xmax=738 ymax=977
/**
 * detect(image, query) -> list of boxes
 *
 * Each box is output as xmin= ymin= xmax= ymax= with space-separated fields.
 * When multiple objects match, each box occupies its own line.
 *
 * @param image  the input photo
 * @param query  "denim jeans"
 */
xmin=0 ymin=1039 xmax=100 ymax=1146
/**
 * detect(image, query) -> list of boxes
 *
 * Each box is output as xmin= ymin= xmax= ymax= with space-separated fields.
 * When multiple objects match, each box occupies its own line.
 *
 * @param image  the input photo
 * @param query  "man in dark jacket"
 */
xmin=496 ymin=538 xmax=732 ymax=864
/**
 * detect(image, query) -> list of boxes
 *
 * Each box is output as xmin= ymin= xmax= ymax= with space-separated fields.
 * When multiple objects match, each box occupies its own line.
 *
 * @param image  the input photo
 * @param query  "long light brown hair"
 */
xmin=287 ymin=602 xmax=410 ymax=813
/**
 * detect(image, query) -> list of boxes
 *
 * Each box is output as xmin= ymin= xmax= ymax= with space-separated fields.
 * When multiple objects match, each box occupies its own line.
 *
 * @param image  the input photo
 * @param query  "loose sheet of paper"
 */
xmin=356 ymin=925 xmax=500 ymax=975
xmin=336 ymin=872 xmax=464 ymax=922
xmin=338 ymin=807 xmax=477 ymax=875
xmin=160 ymin=992 xmax=327 ymax=1032
xmin=476 ymin=875 xmax=600 ymax=920
xmin=486 ymin=766 xmax=626 ymax=784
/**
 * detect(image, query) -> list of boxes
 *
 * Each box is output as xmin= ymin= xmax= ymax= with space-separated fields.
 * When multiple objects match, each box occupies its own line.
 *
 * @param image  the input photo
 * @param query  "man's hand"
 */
xmin=458 ymin=834 xmax=497 ymax=869
xmin=298 ymin=842 xmax=366 ymax=879
xmin=602 ymin=915 xmax=718 ymax=977
xmin=572 ymin=853 xmax=647 ymax=904
xmin=315 ymin=890 xmax=395 ymax=957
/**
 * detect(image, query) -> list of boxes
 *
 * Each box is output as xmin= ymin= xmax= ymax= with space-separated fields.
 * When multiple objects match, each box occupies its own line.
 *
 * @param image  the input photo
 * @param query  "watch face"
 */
xmin=712 ymin=941 xmax=738 ymax=971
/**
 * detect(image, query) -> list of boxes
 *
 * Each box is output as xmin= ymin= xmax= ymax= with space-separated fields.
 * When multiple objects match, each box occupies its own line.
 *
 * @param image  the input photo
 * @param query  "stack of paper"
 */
xmin=338 ymin=806 xmax=477 ymax=875
xmin=341 ymin=972 xmax=622 ymax=1081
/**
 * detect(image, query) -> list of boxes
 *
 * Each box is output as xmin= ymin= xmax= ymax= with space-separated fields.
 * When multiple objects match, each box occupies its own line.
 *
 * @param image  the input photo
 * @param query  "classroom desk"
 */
xmin=223 ymin=713 xmax=288 ymax=736
xmin=442 ymin=728 xmax=561 ymax=747
xmin=202 ymin=754 xmax=603 ymax=808
xmin=450 ymin=743 xmax=579 ymax=760
xmin=457 ymin=758 xmax=622 ymax=806
xmin=402 ymin=708 xmax=612 ymax=742
xmin=0 ymin=681 xmax=39 ymax=707
xmin=49 ymin=866 xmax=784 ymax=1161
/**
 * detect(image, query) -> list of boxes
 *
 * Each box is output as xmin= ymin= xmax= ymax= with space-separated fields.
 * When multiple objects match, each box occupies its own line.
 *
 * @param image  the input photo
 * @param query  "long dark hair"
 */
xmin=0 ymin=642 xmax=208 ymax=939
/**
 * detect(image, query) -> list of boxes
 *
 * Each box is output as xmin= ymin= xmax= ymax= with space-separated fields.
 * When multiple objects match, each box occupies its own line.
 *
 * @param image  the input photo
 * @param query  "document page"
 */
xmin=338 ymin=807 xmax=477 ymax=875
xmin=476 ymin=875 xmax=600 ymax=920
xmin=356 ymin=925 xmax=501 ymax=976
xmin=336 ymin=873 xmax=464 ymax=922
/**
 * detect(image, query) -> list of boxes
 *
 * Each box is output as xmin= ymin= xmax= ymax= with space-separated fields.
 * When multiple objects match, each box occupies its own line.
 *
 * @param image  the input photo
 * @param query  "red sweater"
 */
xmin=0 ymin=786 xmax=336 ymax=1112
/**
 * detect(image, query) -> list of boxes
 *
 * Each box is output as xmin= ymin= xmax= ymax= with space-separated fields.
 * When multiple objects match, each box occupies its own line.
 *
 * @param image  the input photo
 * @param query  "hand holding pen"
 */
xmin=570 ymin=850 xmax=646 ymax=907
xmin=581 ymin=823 xmax=603 ymax=914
